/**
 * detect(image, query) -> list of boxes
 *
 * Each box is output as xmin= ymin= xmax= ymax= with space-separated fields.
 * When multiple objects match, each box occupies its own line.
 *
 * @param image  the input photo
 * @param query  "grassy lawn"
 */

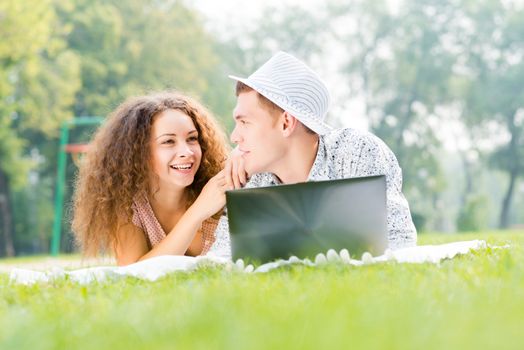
xmin=0 ymin=231 xmax=523 ymax=350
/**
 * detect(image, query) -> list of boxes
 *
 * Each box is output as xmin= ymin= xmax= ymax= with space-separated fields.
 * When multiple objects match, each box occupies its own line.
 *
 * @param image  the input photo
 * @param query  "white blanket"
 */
xmin=8 ymin=240 xmax=494 ymax=285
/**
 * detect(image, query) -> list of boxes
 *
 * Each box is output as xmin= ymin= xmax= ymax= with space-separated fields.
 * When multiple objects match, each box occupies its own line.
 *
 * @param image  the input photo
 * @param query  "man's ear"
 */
xmin=281 ymin=111 xmax=299 ymax=137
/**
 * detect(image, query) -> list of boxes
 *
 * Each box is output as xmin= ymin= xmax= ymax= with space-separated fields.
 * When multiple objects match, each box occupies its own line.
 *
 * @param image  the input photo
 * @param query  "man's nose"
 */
xmin=230 ymin=125 xmax=241 ymax=144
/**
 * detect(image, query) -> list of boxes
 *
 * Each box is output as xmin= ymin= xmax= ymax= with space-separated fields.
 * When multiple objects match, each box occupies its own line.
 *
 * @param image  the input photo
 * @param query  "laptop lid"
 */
xmin=226 ymin=175 xmax=388 ymax=263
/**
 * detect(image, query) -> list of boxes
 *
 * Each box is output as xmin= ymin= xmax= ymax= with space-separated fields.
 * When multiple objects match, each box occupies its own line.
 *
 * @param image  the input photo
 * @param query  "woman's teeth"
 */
xmin=170 ymin=164 xmax=192 ymax=170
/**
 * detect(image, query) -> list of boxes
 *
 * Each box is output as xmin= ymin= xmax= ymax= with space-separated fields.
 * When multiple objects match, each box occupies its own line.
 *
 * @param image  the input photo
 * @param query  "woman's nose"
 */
xmin=177 ymin=142 xmax=194 ymax=157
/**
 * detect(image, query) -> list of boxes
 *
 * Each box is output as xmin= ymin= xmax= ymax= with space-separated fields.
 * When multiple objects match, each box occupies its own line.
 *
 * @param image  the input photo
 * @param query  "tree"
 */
xmin=56 ymin=0 xmax=233 ymax=122
xmin=458 ymin=0 xmax=524 ymax=228
xmin=331 ymin=0 xmax=458 ymax=230
xmin=0 ymin=0 xmax=80 ymax=256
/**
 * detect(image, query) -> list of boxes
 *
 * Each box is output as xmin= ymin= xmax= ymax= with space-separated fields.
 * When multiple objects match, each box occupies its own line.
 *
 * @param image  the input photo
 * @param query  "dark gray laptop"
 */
xmin=226 ymin=175 xmax=388 ymax=263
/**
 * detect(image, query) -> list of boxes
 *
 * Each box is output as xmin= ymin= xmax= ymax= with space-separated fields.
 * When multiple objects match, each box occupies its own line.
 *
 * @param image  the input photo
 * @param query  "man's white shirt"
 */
xmin=208 ymin=128 xmax=417 ymax=259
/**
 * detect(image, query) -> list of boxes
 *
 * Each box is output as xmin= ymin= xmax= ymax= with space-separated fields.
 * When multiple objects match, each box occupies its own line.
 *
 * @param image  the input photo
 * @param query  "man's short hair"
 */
xmin=235 ymin=81 xmax=315 ymax=134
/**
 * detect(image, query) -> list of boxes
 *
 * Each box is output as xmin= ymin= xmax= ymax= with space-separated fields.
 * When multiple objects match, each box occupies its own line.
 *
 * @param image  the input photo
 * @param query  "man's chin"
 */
xmin=244 ymin=156 xmax=275 ymax=176
xmin=244 ymin=165 xmax=254 ymax=176
xmin=245 ymin=164 xmax=267 ymax=176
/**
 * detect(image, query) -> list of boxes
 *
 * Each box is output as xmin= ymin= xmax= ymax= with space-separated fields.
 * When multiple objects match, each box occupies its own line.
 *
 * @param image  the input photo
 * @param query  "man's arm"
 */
xmin=340 ymin=130 xmax=417 ymax=249
xmin=206 ymin=213 xmax=232 ymax=259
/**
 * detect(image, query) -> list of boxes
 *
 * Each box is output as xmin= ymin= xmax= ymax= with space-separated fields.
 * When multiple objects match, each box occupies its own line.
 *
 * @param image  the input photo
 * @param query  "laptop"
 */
xmin=225 ymin=175 xmax=388 ymax=263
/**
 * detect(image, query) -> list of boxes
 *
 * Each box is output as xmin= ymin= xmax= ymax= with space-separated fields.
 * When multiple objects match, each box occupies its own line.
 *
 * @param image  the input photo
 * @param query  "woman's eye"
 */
xmin=162 ymin=139 xmax=175 ymax=144
xmin=188 ymin=136 xmax=199 ymax=142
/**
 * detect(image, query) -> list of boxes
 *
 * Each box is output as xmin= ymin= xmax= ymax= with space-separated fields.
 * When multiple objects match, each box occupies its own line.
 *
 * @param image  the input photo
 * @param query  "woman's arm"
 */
xmin=137 ymin=204 xmax=210 ymax=261
xmin=115 ymin=170 xmax=228 ymax=265
xmin=114 ymin=223 xmax=149 ymax=266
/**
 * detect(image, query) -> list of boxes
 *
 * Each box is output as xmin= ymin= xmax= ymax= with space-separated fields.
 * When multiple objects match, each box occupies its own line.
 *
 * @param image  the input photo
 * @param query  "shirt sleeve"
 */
xmin=342 ymin=131 xmax=417 ymax=249
xmin=206 ymin=213 xmax=232 ymax=259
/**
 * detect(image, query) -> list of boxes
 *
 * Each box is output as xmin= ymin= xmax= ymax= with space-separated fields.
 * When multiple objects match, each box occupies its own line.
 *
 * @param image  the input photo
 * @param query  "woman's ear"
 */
xmin=281 ymin=111 xmax=299 ymax=137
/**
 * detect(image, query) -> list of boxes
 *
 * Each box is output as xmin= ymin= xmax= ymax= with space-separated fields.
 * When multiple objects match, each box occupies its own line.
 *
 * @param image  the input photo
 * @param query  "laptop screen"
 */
xmin=226 ymin=175 xmax=388 ymax=263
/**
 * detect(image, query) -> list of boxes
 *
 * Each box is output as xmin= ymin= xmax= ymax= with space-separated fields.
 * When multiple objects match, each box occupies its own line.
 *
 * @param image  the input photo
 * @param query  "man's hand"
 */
xmin=224 ymin=146 xmax=248 ymax=190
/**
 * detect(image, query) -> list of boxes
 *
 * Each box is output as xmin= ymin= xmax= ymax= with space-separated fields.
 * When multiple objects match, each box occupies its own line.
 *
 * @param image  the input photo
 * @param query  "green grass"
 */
xmin=1 ymin=231 xmax=523 ymax=350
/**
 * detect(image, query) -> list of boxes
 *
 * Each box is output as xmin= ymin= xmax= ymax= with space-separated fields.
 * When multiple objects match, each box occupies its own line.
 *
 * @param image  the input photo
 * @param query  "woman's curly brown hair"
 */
xmin=72 ymin=91 xmax=229 ymax=256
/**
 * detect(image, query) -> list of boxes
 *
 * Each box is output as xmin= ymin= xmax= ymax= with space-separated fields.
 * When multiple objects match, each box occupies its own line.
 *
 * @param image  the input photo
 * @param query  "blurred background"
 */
xmin=0 ymin=0 xmax=522 ymax=257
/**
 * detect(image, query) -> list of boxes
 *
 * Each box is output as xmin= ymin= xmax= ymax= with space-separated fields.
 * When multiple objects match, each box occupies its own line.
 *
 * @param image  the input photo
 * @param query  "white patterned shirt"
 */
xmin=207 ymin=127 xmax=417 ymax=259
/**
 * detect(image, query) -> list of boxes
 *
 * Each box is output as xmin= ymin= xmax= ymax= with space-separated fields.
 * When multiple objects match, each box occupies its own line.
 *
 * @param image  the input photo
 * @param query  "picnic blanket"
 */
xmin=8 ymin=240 xmax=496 ymax=285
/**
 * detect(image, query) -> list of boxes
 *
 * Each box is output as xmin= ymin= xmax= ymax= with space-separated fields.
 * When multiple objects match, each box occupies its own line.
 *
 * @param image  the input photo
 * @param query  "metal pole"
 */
xmin=51 ymin=123 xmax=69 ymax=256
xmin=50 ymin=117 xmax=103 ymax=256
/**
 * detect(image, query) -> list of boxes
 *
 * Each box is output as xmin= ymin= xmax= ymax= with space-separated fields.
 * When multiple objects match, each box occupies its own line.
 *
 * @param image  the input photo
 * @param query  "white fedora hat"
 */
xmin=229 ymin=51 xmax=332 ymax=135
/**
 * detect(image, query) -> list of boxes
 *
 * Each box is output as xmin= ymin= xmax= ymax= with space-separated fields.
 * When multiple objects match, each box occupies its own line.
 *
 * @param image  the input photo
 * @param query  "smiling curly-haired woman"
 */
xmin=72 ymin=91 xmax=230 ymax=265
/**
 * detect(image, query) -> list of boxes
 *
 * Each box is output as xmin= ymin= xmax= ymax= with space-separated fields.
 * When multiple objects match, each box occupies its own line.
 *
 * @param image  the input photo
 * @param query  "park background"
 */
xmin=0 ymin=0 xmax=523 ymax=257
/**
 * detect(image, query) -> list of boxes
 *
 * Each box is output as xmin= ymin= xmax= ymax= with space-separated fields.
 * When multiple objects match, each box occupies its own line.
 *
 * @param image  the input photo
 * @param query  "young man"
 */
xmin=209 ymin=51 xmax=417 ymax=259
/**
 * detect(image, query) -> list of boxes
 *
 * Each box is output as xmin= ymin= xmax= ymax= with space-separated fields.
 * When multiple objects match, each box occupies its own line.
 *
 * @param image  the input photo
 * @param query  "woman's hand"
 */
xmin=224 ymin=146 xmax=248 ymax=190
xmin=190 ymin=170 xmax=230 ymax=220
